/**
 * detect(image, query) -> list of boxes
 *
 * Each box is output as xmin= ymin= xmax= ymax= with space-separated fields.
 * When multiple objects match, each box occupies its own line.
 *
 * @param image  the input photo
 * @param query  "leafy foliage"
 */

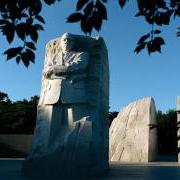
xmin=68 ymin=0 xmax=180 ymax=55
xmin=135 ymin=30 xmax=165 ymax=55
xmin=118 ymin=0 xmax=127 ymax=8
xmin=67 ymin=0 xmax=108 ymax=33
xmin=1 ymin=0 xmax=180 ymax=66
xmin=0 ymin=0 xmax=60 ymax=67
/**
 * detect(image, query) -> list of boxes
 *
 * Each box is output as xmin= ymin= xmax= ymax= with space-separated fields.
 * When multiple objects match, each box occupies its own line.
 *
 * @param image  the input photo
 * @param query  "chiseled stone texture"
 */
xmin=109 ymin=97 xmax=157 ymax=163
xmin=22 ymin=33 xmax=109 ymax=178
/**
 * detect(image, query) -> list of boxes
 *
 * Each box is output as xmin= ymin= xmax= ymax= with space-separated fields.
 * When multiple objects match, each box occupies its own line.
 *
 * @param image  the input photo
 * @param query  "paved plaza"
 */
xmin=1 ymin=160 xmax=180 ymax=180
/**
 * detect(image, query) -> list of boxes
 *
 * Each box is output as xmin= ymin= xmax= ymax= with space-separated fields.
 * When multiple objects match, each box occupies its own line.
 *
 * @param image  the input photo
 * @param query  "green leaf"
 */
xmin=177 ymin=31 xmax=180 ymax=37
xmin=35 ymin=15 xmax=45 ymax=24
xmin=21 ymin=49 xmax=35 ymax=67
xmin=81 ymin=17 xmax=93 ymax=34
xmin=26 ymin=49 xmax=35 ymax=63
xmin=134 ymin=43 xmax=146 ymax=54
xmin=76 ymin=0 xmax=89 ymax=11
xmin=16 ymin=23 xmax=27 ymax=41
xmin=33 ymin=24 xmax=44 ymax=31
xmin=21 ymin=52 xmax=30 ymax=67
xmin=1 ymin=22 xmax=15 ymax=43
xmin=29 ymin=28 xmax=38 ymax=42
xmin=4 ymin=47 xmax=23 ymax=60
xmin=29 ymin=0 xmax=42 ymax=16
xmin=44 ymin=0 xmax=57 ymax=5
xmin=137 ymin=33 xmax=150 ymax=45
xmin=67 ymin=13 xmax=83 ymax=23
xmin=16 ymin=56 xmax=21 ymax=64
xmin=96 ymin=0 xmax=107 ymax=20
xmin=25 ymin=42 xmax=36 ymax=50
xmin=92 ymin=11 xmax=102 ymax=31
xmin=118 ymin=0 xmax=127 ymax=8
xmin=154 ymin=30 xmax=161 ymax=34
xmin=0 ymin=19 xmax=9 ymax=25
xmin=83 ymin=1 xmax=94 ymax=16
xmin=154 ymin=37 xmax=165 ymax=45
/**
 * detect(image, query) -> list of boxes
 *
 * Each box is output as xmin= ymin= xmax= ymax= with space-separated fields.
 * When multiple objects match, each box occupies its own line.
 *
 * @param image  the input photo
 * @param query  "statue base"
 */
xmin=22 ymin=156 xmax=109 ymax=178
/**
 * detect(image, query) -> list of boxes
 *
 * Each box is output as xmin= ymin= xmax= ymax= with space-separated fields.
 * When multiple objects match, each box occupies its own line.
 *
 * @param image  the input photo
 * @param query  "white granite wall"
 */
xmin=109 ymin=97 xmax=158 ymax=162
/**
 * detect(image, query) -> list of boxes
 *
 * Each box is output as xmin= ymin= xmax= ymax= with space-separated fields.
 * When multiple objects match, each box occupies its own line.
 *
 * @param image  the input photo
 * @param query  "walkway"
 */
xmin=0 ymin=160 xmax=180 ymax=180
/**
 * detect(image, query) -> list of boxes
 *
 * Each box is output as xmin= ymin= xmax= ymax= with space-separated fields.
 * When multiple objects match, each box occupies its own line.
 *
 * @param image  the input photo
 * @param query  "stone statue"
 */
xmin=22 ymin=33 xmax=109 ymax=178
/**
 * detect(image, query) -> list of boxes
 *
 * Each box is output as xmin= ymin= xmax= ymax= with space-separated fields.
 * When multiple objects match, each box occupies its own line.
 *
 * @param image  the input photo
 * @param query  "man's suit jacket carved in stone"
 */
xmin=43 ymin=51 xmax=89 ymax=105
xmin=22 ymin=34 xmax=109 ymax=178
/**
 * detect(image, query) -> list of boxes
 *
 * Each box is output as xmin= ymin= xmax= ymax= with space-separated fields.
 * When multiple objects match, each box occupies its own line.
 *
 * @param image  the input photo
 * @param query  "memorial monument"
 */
xmin=109 ymin=97 xmax=158 ymax=162
xmin=22 ymin=33 xmax=109 ymax=178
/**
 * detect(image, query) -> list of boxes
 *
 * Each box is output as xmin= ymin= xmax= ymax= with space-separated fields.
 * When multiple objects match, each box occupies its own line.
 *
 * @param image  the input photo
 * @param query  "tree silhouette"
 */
xmin=0 ymin=0 xmax=60 ymax=67
xmin=67 ymin=0 xmax=179 ymax=55
xmin=157 ymin=110 xmax=177 ymax=154
xmin=0 ymin=93 xmax=39 ymax=134
xmin=29 ymin=95 xmax=39 ymax=104
xmin=1 ymin=0 xmax=180 ymax=67
xmin=0 ymin=91 xmax=11 ymax=104
xmin=108 ymin=111 xmax=118 ymax=127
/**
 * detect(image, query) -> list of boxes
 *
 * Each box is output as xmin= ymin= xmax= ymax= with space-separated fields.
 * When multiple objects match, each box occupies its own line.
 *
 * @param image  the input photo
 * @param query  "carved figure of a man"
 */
xmin=37 ymin=33 xmax=90 ymax=151
xmin=44 ymin=33 xmax=89 ymax=104
xmin=22 ymin=33 xmax=109 ymax=178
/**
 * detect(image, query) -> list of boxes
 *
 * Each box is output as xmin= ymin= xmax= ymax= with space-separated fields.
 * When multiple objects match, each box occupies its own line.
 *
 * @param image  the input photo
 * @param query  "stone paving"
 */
xmin=1 ymin=160 xmax=180 ymax=180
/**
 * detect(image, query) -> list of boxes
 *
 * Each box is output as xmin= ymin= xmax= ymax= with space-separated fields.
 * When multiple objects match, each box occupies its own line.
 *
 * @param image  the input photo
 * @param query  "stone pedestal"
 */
xmin=109 ymin=97 xmax=158 ymax=163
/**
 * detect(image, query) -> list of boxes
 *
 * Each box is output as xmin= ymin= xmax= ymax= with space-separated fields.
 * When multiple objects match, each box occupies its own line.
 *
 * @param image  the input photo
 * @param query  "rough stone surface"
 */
xmin=109 ymin=97 xmax=158 ymax=163
xmin=22 ymin=33 xmax=109 ymax=178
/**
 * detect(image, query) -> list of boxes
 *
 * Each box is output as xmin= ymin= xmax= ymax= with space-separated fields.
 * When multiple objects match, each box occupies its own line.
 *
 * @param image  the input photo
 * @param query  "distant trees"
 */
xmin=0 ymin=90 xmax=178 ymax=155
xmin=108 ymin=111 xmax=118 ymax=127
xmin=157 ymin=110 xmax=177 ymax=154
xmin=0 ymin=91 xmax=11 ymax=104
xmin=0 ymin=91 xmax=39 ymax=134
xmin=29 ymin=95 xmax=39 ymax=104
xmin=13 ymin=95 xmax=39 ymax=106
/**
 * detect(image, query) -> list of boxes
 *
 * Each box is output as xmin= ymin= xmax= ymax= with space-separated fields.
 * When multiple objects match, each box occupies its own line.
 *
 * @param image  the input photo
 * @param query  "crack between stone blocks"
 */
xmin=119 ymin=147 xmax=124 ymax=161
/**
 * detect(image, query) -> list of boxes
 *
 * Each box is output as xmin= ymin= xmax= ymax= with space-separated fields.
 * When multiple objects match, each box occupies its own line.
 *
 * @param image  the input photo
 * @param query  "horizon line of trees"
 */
xmin=0 ymin=91 xmax=39 ymax=134
xmin=0 ymin=90 xmax=178 ymax=154
xmin=0 ymin=91 xmax=39 ymax=105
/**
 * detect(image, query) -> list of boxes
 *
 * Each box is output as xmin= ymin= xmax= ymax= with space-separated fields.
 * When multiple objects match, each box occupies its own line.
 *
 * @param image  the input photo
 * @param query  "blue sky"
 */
xmin=0 ymin=1 xmax=180 ymax=112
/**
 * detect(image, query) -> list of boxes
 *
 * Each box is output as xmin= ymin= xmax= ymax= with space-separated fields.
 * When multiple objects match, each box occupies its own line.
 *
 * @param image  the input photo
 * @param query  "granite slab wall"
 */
xmin=109 ymin=97 xmax=158 ymax=162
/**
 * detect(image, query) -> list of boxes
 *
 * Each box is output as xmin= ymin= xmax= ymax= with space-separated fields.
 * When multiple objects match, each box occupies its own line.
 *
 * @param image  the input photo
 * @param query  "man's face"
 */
xmin=61 ymin=36 xmax=74 ymax=52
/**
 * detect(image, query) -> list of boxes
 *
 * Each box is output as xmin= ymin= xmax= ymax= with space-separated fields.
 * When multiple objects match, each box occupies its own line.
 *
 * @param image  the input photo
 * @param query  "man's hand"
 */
xmin=43 ymin=65 xmax=69 ymax=79
xmin=53 ymin=65 xmax=68 ymax=75
xmin=43 ymin=66 xmax=53 ymax=78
